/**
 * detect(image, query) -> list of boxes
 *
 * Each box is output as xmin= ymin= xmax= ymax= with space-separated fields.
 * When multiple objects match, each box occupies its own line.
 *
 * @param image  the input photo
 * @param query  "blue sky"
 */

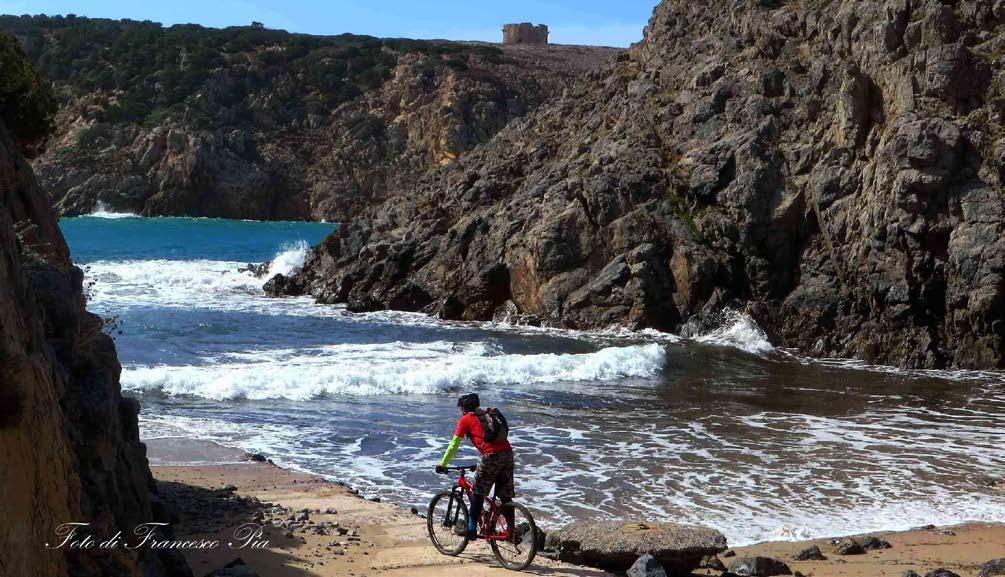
xmin=0 ymin=1 xmax=659 ymax=47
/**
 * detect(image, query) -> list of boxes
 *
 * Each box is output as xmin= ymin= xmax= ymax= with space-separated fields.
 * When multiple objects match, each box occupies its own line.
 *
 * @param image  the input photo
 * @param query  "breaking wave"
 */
xmin=87 ymin=202 xmax=141 ymax=219
xmin=121 ymin=342 xmax=668 ymax=400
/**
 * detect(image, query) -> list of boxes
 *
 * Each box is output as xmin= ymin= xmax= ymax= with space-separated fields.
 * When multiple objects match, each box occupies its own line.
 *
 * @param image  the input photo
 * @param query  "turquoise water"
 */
xmin=61 ymin=215 xmax=335 ymax=263
xmin=60 ymin=213 xmax=1005 ymax=546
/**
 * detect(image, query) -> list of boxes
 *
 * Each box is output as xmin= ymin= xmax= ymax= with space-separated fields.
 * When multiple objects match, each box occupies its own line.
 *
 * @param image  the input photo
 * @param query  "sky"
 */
xmin=0 ymin=1 xmax=659 ymax=47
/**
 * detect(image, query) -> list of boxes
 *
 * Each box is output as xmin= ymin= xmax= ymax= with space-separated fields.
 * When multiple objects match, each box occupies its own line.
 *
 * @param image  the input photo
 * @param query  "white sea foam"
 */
xmin=266 ymin=240 xmax=310 ymax=277
xmin=122 ymin=342 xmax=667 ymax=400
xmin=82 ymin=241 xmax=315 ymax=313
xmin=87 ymin=201 xmax=141 ymax=219
xmin=695 ymin=311 xmax=774 ymax=354
xmin=137 ymin=402 xmax=1005 ymax=547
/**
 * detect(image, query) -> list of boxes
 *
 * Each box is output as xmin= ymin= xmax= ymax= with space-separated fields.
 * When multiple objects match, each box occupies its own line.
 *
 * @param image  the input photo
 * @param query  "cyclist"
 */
xmin=435 ymin=393 xmax=514 ymax=538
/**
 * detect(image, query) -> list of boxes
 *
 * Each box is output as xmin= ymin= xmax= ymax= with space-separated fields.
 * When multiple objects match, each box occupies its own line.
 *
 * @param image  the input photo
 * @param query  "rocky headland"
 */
xmin=0 ymin=35 xmax=191 ymax=577
xmin=279 ymin=0 xmax=1005 ymax=370
xmin=0 ymin=15 xmax=619 ymax=220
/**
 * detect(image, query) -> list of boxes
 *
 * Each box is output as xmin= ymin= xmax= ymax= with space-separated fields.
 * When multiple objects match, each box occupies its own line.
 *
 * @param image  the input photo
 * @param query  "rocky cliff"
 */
xmin=281 ymin=0 xmax=1004 ymax=370
xmin=0 ymin=37 xmax=190 ymax=577
xmin=0 ymin=15 xmax=618 ymax=220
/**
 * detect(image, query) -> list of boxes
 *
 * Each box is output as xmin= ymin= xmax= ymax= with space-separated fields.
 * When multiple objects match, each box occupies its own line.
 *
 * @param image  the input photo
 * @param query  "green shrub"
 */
xmin=0 ymin=32 xmax=56 ymax=155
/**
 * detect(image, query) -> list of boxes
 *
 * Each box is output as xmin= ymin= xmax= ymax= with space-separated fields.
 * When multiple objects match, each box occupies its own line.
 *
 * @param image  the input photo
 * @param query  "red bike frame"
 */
xmin=454 ymin=468 xmax=512 ymax=541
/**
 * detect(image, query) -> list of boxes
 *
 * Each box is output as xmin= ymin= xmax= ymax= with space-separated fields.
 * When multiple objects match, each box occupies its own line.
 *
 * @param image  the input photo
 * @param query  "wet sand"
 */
xmin=150 ymin=461 xmax=1003 ymax=577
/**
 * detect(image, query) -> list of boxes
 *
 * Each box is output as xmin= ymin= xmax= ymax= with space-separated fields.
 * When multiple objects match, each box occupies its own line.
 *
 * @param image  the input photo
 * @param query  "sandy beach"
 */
xmin=151 ymin=459 xmax=1004 ymax=577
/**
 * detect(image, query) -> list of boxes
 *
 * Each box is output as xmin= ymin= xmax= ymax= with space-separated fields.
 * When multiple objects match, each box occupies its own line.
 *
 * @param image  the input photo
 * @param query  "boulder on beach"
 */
xmin=925 ymin=569 xmax=961 ymax=577
xmin=545 ymin=521 xmax=727 ymax=575
xmin=701 ymin=554 xmax=727 ymax=570
xmin=861 ymin=536 xmax=892 ymax=550
xmin=628 ymin=554 xmax=668 ymax=577
xmin=728 ymin=556 xmax=793 ymax=576
xmin=792 ymin=544 xmax=826 ymax=561
xmin=901 ymin=571 xmax=921 ymax=577
xmin=979 ymin=559 xmax=1005 ymax=577
xmin=831 ymin=537 xmax=865 ymax=555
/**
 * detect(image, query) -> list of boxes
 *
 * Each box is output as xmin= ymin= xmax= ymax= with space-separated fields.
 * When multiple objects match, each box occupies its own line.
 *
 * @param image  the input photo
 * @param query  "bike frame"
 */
xmin=449 ymin=468 xmax=511 ymax=541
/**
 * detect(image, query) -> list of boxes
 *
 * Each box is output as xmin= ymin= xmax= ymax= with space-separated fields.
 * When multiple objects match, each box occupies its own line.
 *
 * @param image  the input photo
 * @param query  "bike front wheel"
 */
xmin=488 ymin=501 xmax=538 ymax=571
xmin=427 ymin=491 xmax=469 ymax=556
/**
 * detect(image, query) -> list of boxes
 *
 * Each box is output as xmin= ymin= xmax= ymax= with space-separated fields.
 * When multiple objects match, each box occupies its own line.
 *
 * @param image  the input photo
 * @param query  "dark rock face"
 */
xmin=0 ymin=79 xmax=190 ymax=577
xmin=728 ymin=556 xmax=794 ymax=576
xmin=544 ymin=521 xmax=727 ymax=575
xmin=979 ymin=559 xmax=1005 ymax=577
xmin=288 ymin=0 xmax=1004 ymax=370
xmin=791 ymin=544 xmax=826 ymax=560
xmin=925 ymin=569 xmax=962 ymax=577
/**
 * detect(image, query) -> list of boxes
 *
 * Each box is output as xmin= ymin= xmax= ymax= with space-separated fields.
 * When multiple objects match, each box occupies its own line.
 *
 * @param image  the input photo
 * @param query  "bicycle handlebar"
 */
xmin=437 ymin=464 xmax=477 ymax=473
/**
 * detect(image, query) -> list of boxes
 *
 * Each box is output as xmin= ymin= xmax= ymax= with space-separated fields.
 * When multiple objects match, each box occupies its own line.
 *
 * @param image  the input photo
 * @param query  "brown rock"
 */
xmin=547 ymin=521 xmax=727 ymax=575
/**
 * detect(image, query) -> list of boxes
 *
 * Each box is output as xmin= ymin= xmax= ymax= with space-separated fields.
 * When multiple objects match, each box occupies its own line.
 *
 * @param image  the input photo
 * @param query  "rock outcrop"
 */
xmin=0 ymin=15 xmax=618 ymax=220
xmin=0 ymin=40 xmax=190 ymax=577
xmin=284 ymin=0 xmax=1004 ymax=370
xmin=544 ymin=521 xmax=727 ymax=574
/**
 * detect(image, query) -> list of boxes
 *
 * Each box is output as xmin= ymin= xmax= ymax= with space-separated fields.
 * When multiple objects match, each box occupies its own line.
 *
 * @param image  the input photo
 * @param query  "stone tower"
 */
xmin=502 ymin=23 xmax=549 ymax=45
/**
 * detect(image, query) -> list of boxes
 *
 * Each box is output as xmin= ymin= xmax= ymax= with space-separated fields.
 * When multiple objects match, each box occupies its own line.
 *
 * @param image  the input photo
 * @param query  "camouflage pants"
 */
xmin=473 ymin=450 xmax=515 ymax=499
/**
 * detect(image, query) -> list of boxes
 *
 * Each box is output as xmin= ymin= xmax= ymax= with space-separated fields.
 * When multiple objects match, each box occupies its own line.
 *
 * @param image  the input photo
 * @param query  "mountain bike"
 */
xmin=427 ymin=463 xmax=538 ymax=571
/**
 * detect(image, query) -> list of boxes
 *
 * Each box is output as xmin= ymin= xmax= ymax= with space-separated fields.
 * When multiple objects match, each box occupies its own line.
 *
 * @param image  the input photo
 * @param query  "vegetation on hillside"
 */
xmin=0 ymin=31 xmax=55 ymax=156
xmin=0 ymin=14 xmax=502 ymax=129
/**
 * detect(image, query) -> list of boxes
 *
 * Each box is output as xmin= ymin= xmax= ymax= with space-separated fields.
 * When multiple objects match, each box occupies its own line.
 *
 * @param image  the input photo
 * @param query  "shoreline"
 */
xmin=148 ymin=455 xmax=1005 ymax=577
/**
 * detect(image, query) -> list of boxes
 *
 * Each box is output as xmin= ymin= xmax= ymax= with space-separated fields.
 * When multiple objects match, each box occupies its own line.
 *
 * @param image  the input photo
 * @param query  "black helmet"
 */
xmin=457 ymin=393 xmax=479 ymax=412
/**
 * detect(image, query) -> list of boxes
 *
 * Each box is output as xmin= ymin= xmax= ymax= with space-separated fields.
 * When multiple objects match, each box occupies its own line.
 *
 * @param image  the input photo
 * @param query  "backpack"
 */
xmin=476 ymin=407 xmax=509 ymax=443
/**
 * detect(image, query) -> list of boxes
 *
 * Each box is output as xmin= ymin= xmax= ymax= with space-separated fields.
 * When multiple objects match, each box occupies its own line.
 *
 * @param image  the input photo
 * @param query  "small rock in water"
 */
xmin=243 ymin=452 xmax=267 ymax=462
xmin=832 ymin=537 xmax=865 ymax=555
xmin=979 ymin=559 xmax=1005 ymax=577
xmin=860 ymin=536 xmax=892 ymax=550
xmin=627 ymin=554 xmax=667 ymax=577
xmin=409 ymin=506 xmax=419 ymax=515
xmin=368 ymin=496 xmax=381 ymax=502
xmin=728 ymin=556 xmax=793 ymax=576
xmin=924 ymin=570 xmax=961 ymax=577
xmin=791 ymin=545 xmax=826 ymax=561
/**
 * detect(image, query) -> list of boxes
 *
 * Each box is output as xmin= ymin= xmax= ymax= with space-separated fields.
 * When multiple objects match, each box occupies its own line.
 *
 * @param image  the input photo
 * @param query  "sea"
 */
xmin=60 ymin=211 xmax=1005 ymax=546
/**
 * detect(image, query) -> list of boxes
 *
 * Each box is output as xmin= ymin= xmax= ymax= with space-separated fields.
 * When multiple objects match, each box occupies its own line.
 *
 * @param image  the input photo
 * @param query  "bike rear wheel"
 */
xmin=427 ymin=491 xmax=469 ymax=556
xmin=488 ymin=501 xmax=538 ymax=570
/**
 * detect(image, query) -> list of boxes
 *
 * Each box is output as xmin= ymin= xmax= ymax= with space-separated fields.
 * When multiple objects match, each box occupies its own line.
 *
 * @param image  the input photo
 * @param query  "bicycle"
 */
xmin=427 ymin=463 xmax=538 ymax=571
